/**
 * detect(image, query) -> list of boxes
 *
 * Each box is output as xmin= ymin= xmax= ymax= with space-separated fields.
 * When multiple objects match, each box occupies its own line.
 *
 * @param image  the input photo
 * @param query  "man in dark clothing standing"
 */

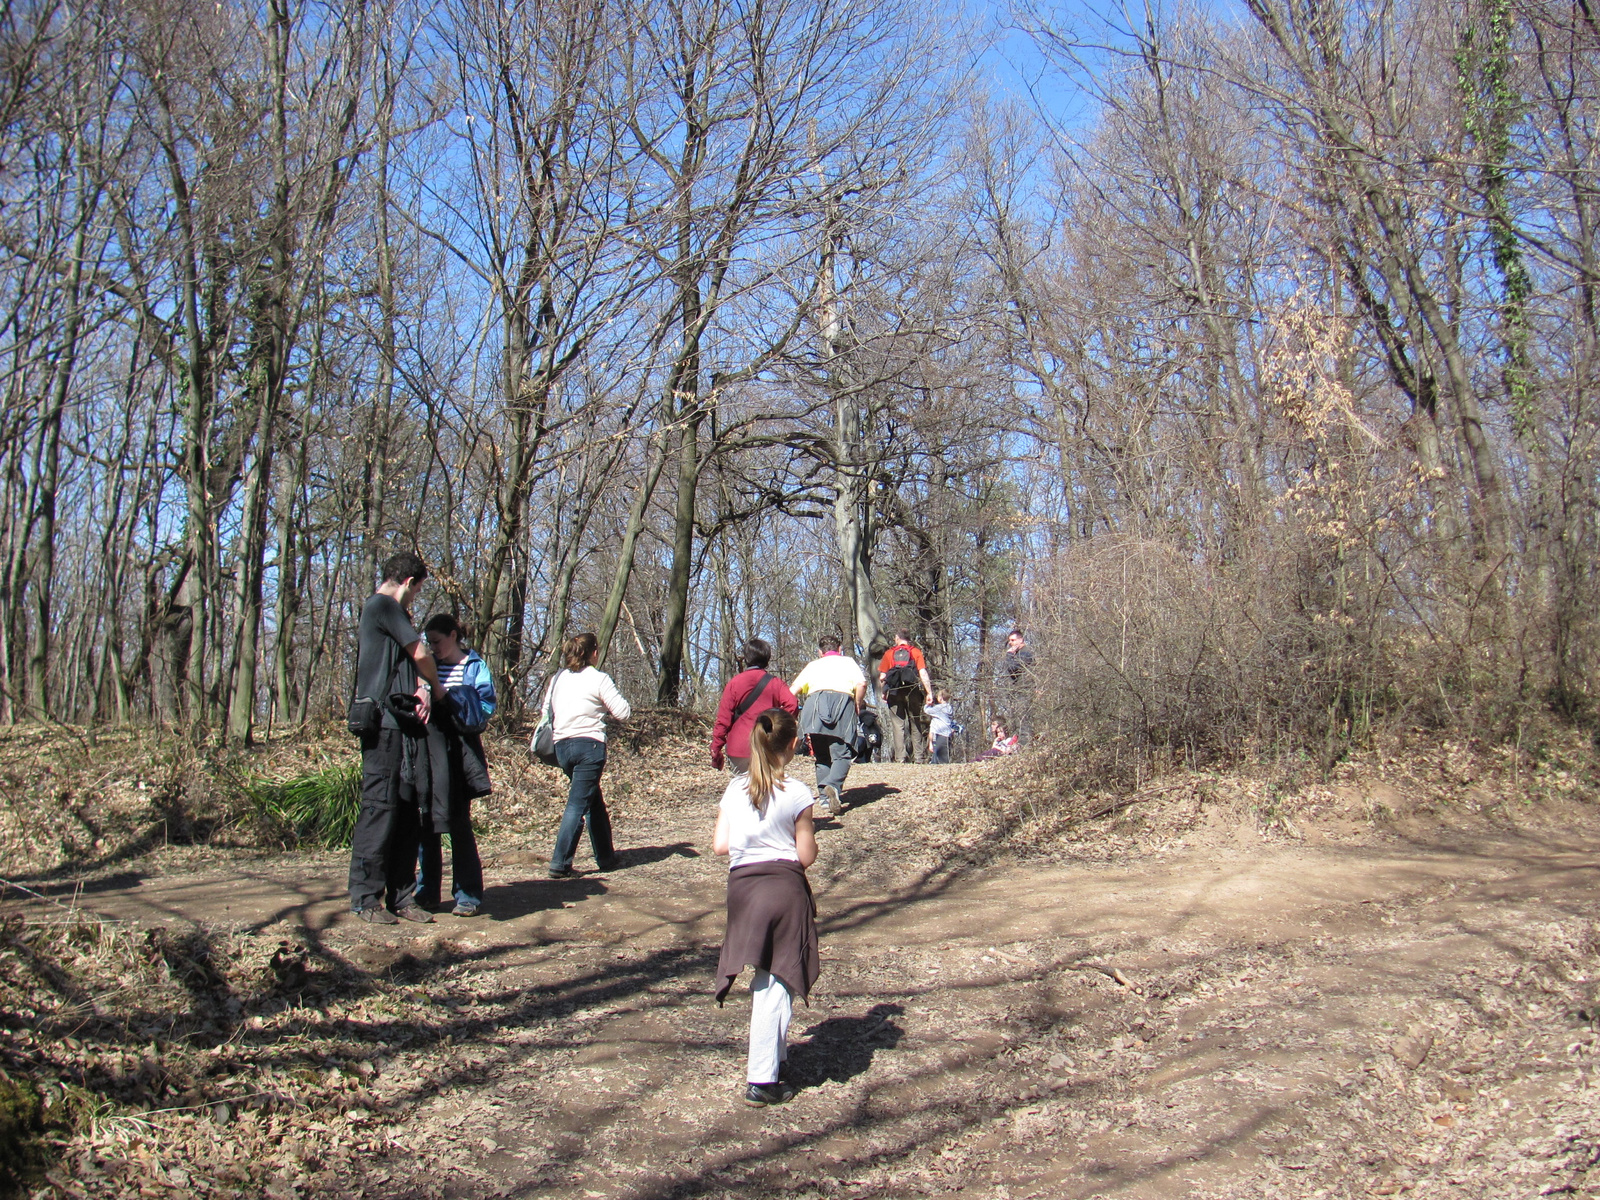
xmin=877 ymin=630 xmax=934 ymax=764
xmin=348 ymin=551 xmax=446 ymax=925
xmin=997 ymin=628 xmax=1036 ymax=744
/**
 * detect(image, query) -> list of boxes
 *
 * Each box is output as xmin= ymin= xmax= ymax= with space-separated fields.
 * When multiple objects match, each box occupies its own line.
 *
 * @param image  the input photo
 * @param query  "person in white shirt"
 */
xmin=789 ymin=634 xmax=867 ymax=817
xmin=542 ymin=632 xmax=632 ymax=878
xmin=712 ymin=706 xmax=820 ymax=1107
xmin=926 ymin=689 xmax=956 ymax=764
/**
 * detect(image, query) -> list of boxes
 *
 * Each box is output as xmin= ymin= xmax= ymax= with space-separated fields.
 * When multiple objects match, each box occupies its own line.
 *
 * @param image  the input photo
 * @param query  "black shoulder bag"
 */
xmin=347 ymin=634 xmax=399 ymax=738
xmin=530 ymin=671 xmax=562 ymax=766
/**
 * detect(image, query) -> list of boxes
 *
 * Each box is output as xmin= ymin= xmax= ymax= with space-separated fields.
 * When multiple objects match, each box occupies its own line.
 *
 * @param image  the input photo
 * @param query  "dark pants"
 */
xmin=931 ymin=734 xmax=951 ymax=764
xmin=417 ymin=795 xmax=483 ymax=910
xmin=552 ymin=737 xmax=613 ymax=871
xmin=349 ymin=728 xmax=422 ymax=913
xmin=885 ymin=691 xmax=929 ymax=763
xmin=998 ymin=685 xmax=1033 ymax=745
xmin=811 ymin=734 xmax=854 ymax=794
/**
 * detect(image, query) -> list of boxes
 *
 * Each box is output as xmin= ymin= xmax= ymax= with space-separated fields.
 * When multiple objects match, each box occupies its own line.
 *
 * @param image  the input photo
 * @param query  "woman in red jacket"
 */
xmin=711 ymin=638 xmax=799 ymax=774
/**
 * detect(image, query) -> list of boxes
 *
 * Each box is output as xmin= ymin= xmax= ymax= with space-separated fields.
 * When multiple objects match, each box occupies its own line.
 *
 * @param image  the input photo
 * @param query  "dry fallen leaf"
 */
xmin=1390 ymin=1024 xmax=1433 ymax=1069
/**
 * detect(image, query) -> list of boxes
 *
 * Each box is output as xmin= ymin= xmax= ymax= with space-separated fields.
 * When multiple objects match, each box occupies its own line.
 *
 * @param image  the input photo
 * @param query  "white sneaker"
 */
xmin=822 ymin=784 xmax=842 ymax=815
xmin=814 ymin=788 xmax=832 ymax=816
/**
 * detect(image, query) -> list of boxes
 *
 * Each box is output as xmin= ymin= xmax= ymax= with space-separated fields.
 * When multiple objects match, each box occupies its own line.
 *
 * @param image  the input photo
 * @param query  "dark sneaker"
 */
xmin=451 ymin=902 xmax=479 ymax=917
xmin=354 ymin=907 xmax=398 ymax=926
xmin=547 ymin=866 xmax=576 ymax=879
xmin=596 ymin=855 xmax=622 ymax=872
xmin=394 ymin=905 xmax=434 ymax=923
xmin=742 ymin=1081 xmax=796 ymax=1107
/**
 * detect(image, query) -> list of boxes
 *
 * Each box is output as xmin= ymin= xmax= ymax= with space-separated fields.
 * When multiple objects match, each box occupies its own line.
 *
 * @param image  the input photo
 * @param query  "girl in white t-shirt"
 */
xmin=712 ymin=707 xmax=819 ymax=1107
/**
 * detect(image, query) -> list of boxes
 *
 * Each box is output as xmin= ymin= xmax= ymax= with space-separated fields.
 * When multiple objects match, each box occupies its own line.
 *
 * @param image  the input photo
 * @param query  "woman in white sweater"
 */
xmin=543 ymin=632 xmax=632 ymax=878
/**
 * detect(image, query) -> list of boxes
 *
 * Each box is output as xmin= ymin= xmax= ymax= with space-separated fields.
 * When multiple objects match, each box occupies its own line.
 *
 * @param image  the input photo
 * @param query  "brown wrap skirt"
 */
xmin=714 ymin=859 xmax=820 ymax=1005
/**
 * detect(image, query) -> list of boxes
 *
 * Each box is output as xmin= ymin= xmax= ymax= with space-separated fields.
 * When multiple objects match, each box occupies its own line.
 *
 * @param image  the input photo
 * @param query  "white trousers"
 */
xmin=747 ymin=969 xmax=793 ymax=1084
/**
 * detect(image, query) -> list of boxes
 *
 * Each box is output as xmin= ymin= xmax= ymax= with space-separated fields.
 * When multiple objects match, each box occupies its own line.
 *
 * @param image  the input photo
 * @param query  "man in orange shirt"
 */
xmin=877 ymin=630 xmax=934 ymax=764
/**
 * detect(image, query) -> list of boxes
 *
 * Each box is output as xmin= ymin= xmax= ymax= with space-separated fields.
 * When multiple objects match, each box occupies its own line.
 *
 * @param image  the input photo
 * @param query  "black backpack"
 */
xmin=854 ymin=707 xmax=883 ymax=761
xmin=883 ymin=644 xmax=920 ymax=694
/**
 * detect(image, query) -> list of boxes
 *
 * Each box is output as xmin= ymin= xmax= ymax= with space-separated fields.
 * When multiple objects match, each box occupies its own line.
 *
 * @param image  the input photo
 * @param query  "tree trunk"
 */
xmin=656 ymin=407 xmax=701 ymax=705
xmin=25 ymin=217 xmax=90 ymax=717
xmin=273 ymin=420 xmax=311 ymax=725
xmin=224 ymin=392 xmax=279 ymax=743
xmin=597 ymin=432 xmax=668 ymax=665
xmin=818 ymin=213 xmax=886 ymax=659
xmin=480 ymin=364 xmax=546 ymax=699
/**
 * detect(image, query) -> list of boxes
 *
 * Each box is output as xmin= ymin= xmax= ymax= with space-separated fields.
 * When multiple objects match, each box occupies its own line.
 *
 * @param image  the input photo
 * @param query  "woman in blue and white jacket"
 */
xmin=417 ymin=613 xmax=496 ymax=915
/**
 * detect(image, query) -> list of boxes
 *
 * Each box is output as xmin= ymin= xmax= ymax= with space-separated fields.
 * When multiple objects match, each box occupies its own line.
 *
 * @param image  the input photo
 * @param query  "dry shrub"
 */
xmin=1022 ymin=300 xmax=1599 ymax=777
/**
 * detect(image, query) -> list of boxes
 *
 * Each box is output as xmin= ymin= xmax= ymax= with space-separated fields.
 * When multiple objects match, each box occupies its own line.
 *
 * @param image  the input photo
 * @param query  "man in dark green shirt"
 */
xmin=348 ymin=551 xmax=445 ymax=924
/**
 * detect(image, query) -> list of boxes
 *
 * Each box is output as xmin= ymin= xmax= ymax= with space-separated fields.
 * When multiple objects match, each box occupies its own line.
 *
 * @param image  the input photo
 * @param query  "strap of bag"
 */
xmin=730 ymin=672 xmax=776 ymax=723
xmin=349 ymin=618 xmax=405 ymax=713
xmin=540 ymin=670 xmax=563 ymax=725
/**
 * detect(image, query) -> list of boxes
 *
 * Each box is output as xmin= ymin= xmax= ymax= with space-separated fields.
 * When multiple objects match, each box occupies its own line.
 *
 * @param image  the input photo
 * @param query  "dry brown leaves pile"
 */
xmin=1 ymin=718 xmax=1596 ymax=1199
xmin=916 ymin=726 xmax=1600 ymax=869
xmin=0 ymin=716 xmax=722 ymax=1200
xmin=0 ymin=713 xmax=717 ymax=881
xmin=0 ymin=904 xmax=454 ymax=1198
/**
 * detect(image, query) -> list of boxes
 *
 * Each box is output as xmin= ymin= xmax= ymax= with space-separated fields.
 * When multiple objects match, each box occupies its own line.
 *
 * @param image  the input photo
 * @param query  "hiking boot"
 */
xmin=742 ymin=1081 xmax=796 ymax=1107
xmin=354 ymin=907 xmax=397 ymax=926
xmin=394 ymin=905 xmax=434 ymax=923
xmin=547 ymin=866 xmax=576 ymax=879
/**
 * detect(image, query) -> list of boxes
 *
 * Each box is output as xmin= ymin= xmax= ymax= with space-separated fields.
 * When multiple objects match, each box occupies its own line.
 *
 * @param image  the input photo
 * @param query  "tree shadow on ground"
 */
xmin=479 ymin=875 xmax=607 ymax=919
xmin=838 ymin=782 xmax=899 ymax=814
xmin=786 ymin=1002 xmax=905 ymax=1087
xmin=613 ymin=842 xmax=701 ymax=868
xmin=1 ymin=873 xmax=146 ymax=900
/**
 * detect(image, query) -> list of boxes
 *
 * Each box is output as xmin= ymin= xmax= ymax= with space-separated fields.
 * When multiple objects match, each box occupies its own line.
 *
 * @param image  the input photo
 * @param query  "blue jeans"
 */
xmin=416 ymin=795 xmax=483 ymax=910
xmin=552 ymin=737 xmax=614 ymax=871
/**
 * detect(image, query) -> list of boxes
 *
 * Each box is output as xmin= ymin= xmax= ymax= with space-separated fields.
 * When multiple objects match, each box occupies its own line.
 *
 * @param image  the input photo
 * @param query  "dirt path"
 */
xmin=29 ymin=761 xmax=1600 ymax=1199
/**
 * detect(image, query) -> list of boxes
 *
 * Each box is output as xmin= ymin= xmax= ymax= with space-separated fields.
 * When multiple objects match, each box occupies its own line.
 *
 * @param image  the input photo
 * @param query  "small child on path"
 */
xmin=926 ymin=689 xmax=956 ymax=764
xmin=712 ymin=707 xmax=820 ymax=1107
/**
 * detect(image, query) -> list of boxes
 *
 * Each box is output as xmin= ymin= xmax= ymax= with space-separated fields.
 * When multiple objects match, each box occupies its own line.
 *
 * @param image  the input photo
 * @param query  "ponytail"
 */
xmin=747 ymin=707 xmax=798 ymax=812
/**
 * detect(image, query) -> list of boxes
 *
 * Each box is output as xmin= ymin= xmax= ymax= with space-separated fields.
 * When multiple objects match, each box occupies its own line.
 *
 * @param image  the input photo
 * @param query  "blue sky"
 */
xmin=974 ymin=0 xmax=1230 ymax=131
xmin=979 ymin=14 xmax=1103 ymax=129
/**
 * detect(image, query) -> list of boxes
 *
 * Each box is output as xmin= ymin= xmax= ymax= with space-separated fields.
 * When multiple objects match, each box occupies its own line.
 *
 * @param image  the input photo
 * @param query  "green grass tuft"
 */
xmin=0 ymin=1075 xmax=79 ymax=1197
xmin=250 ymin=762 xmax=361 ymax=848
